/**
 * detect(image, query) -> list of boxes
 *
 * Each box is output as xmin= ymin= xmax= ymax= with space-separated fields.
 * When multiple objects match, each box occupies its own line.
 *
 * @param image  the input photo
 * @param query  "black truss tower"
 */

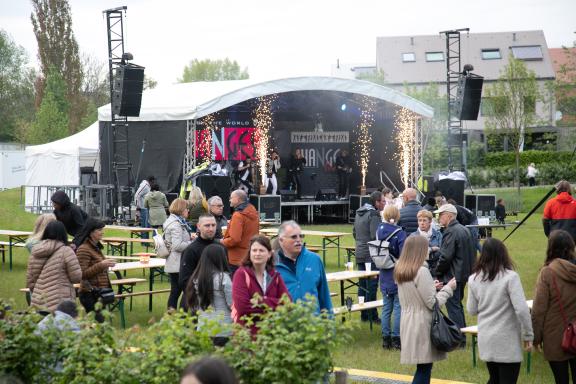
xmin=441 ymin=28 xmax=469 ymax=172
xmin=104 ymin=6 xmax=132 ymax=222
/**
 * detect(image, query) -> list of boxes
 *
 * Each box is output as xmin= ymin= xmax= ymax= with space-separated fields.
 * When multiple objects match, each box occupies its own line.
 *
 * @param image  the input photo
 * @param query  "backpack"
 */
xmin=367 ymin=227 xmax=402 ymax=270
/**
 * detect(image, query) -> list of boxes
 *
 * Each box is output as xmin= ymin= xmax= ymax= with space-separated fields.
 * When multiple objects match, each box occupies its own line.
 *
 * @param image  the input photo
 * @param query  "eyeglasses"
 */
xmin=211 ymin=204 xmax=224 ymax=207
xmin=287 ymin=234 xmax=305 ymax=240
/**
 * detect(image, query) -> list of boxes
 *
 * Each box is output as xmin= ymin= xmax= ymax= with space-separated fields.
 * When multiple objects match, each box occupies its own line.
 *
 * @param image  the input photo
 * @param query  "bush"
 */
xmin=468 ymin=162 xmax=576 ymax=188
xmin=484 ymin=150 xmax=573 ymax=168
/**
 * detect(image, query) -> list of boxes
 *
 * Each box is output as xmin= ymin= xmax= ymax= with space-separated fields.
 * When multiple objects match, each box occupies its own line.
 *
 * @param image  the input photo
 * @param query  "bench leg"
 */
xmin=118 ymin=299 xmax=126 ymax=329
xmin=472 ymin=334 xmax=477 ymax=368
xmin=526 ymin=351 xmax=531 ymax=374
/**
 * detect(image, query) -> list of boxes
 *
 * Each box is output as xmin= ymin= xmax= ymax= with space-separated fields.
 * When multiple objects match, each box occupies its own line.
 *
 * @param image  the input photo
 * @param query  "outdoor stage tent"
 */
xmin=24 ymin=121 xmax=99 ymax=209
xmin=97 ymin=76 xmax=434 ymax=194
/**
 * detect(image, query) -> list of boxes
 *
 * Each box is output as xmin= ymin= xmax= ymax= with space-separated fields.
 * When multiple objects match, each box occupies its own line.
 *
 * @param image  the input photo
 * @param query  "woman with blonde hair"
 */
xmin=376 ymin=204 xmax=406 ymax=350
xmin=187 ymin=186 xmax=208 ymax=231
xmin=395 ymin=236 xmax=456 ymax=384
xmin=25 ymin=213 xmax=57 ymax=252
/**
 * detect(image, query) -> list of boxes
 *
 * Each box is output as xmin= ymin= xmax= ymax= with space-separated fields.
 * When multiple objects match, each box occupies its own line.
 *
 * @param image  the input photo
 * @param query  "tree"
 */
xmin=356 ymin=69 xmax=387 ymax=85
xmin=0 ymin=30 xmax=36 ymax=141
xmin=484 ymin=57 xmax=543 ymax=194
xmin=31 ymin=0 xmax=86 ymax=135
xmin=178 ymin=58 xmax=249 ymax=82
xmin=27 ymin=70 xmax=69 ymax=144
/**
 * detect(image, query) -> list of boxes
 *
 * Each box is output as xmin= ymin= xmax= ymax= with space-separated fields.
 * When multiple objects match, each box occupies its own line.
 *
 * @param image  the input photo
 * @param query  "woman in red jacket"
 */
xmin=232 ymin=235 xmax=291 ymax=333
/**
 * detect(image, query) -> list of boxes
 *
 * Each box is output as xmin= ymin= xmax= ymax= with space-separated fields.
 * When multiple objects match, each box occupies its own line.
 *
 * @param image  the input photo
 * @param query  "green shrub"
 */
xmin=468 ymin=161 xmax=576 ymax=188
xmin=484 ymin=150 xmax=573 ymax=168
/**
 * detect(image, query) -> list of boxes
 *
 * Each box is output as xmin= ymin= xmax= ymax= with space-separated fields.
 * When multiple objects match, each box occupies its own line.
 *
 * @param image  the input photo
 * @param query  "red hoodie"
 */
xmin=543 ymin=192 xmax=576 ymax=240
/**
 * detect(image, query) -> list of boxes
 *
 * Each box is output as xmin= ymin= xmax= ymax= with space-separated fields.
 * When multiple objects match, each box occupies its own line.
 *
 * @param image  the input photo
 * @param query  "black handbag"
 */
xmin=430 ymin=299 xmax=463 ymax=352
xmin=93 ymin=287 xmax=115 ymax=305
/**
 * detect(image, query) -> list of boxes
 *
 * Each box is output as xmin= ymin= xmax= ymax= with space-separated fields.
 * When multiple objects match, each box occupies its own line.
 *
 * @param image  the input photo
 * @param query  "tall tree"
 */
xmin=484 ymin=57 xmax=543 ymax=194
xmin=0 ymin=30 xmax=36 ymax=141
xmin=178 ymin=58 xmax=249 ymax=82
xmin=356 ymin=69 xmax=387 ymax=86
xmin=31 ymin=0 xmax=86 ymax=135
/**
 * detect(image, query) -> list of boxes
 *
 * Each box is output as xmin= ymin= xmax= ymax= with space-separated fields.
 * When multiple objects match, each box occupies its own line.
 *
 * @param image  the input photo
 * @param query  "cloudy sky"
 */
xmin=1 ymin=0 xmax=574 ymax=86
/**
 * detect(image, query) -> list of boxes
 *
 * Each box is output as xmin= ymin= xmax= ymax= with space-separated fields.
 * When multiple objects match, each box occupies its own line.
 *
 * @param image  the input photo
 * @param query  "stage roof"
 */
xmin=98 ymin=76 xmax=434 ymax=122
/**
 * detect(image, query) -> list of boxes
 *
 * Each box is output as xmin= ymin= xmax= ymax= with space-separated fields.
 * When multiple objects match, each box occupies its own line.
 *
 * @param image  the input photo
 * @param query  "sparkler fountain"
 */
xmin=253 ymin=95 xmax=277 ymax=194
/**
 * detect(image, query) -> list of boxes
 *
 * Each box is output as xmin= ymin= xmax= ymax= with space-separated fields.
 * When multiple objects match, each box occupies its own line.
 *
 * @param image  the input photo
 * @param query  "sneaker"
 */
xmin=382 ymin=336 xmax=391 ymax=350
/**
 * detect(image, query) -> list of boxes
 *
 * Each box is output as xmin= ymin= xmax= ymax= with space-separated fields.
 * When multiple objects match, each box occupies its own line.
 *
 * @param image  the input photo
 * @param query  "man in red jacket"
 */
xmin=222 ymin=190 xmax=259 ymax=274
xmin=543 ymin=180 xmax=576 ymax=241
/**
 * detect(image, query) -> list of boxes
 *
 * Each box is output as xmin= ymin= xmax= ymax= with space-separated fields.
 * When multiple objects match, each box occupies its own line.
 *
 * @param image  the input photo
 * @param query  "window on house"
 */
xmin=425 ymin=52 xmax=444 ymax=62
xmin=402 ymin=52 xmax=416 ymax=62
xmin=511 ymin=46 xmax=543 ymax=60
xmin=481 ymin=49 xmax=501 ymax=60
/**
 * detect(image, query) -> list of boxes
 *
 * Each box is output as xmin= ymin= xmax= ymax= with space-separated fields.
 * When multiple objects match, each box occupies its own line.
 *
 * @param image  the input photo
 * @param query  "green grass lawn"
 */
xmin=0 ymin=187 xmax=557 ymax=383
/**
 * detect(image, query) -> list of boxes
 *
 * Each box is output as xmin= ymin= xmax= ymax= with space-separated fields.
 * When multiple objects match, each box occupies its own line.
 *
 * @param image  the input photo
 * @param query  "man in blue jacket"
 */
xmin=276 ymin=220 xmax=333 ymax=314
xmin=398 ymin=188 xmax=423 ymax=235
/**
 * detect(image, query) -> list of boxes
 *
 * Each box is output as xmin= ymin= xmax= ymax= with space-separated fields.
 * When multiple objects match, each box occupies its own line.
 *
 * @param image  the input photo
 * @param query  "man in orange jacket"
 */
xmin=543 ymin=180 xmax=576 ymax=241
xmin=222 ymin=189 xmax=259 ymax=274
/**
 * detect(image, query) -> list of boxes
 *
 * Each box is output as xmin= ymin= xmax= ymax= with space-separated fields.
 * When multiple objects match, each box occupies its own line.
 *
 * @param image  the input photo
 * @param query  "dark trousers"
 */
xmin=412 ymin=363 xmax=433 ymax=384
xmin=529 ymin=177 xmax=536 ymax=187
xmin=168 ymin=273 xmax=183 ymax=309
xmin=79 ymin=291 xmax=105 ymax=323
xmin=549 ymin=358 xmax=576 ymax=384
xmin=445 ymin=281 xmax=466 ymax=332
xmin=357 ymin=262 xmax=378 ymax=321
xmin=290 ymin=172 xmax=302 ymax=198
xmin=486 ymin=361 xmax=521 ymax=384
xmin=337 ymin=171 xmax=349 ymax=197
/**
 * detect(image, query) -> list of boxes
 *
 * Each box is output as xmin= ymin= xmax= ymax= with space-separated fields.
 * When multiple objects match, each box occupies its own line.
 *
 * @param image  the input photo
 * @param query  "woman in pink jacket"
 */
xmin=232 ymin=235 xmax=291 ymax=333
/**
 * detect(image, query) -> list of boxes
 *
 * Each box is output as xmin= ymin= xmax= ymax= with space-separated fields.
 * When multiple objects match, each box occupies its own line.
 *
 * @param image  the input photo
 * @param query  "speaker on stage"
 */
xmin=250 ymin=194 xmax=281 ymax=223
xmin=112 ymin=64 xmax=145 ymax=117
xmin=437 ymin=179 xmax=465 ymax=206
xmin=316 ymin=188 xmax=337 ymax=201
xmin=456 ymin=74 xmax=484 ymax=120
xmin=196 ymin=175 xmax=232 ymax=217
xmin=280 ymin=189 xmax=297 ymax=202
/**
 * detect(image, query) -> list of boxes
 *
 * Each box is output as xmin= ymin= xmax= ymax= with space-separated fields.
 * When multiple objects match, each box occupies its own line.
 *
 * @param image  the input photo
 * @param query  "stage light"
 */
xmin=341 ymin=103 xmax=347 ymax=111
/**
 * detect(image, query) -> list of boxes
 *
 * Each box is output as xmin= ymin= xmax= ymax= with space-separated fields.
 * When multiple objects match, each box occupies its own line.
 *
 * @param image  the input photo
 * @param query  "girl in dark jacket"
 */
xmin=232 ymin=235 xmax=291 ymax=334
xmin=376 ymin=205 xmax=406 ymax=350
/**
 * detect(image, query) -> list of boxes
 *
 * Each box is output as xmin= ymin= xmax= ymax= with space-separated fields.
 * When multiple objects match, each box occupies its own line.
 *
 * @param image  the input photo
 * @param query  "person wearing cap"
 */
xmin=433 ymin=203 xmax=476 ymax=338
xmin=543 ymin=180 xmax=576 ymax=241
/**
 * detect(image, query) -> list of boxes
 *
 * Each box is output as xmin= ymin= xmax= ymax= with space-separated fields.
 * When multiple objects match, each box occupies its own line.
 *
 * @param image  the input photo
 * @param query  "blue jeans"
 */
xmin=357 ymin=262 xmax=379 ymax=321
xmin=381 ymin=291 xmax=400 ymax=337
xmin=446 ymin=281 xmax=466 ymax=331
xmin=139 ymin=208 xmax=150 ymax=239
xmin=412 ymin=363 xmax=433 ymax=384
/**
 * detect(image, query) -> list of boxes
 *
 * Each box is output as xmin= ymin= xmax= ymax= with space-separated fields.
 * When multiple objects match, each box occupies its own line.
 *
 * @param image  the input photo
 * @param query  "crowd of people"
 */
xmin=18 ymin=177 xmax=576 ymax=384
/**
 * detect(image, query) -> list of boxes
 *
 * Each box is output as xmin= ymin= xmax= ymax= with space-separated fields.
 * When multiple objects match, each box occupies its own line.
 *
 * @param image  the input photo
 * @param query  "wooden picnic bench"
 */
xmin=115 ymin=289 xmax=171 ymax=328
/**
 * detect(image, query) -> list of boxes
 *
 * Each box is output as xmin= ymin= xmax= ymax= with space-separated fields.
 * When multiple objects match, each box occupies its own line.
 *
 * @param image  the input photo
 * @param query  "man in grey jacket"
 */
xmin=353 ymin=191 xmax=384 ymax=322
xmin=433 ymin=204 xmax=477 ymax=340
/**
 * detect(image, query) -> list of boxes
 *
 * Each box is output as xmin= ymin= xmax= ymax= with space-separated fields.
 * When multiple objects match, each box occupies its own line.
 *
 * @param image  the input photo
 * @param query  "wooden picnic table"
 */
xmin=105 ymin=225 xmax=155 ymax=254
xmin=260 ymin=228 xmax=351 ymax=266
xmin=110 ymin=258 xmax=166 ymax=311
xmin=102 ymin=236 xmax=154 ymax=256
xmin=0 ymin=230 xmax=32 ymax=271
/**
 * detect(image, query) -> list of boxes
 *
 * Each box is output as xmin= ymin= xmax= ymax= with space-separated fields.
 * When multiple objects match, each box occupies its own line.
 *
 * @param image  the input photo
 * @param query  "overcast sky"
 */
xmin=1 ymin=0 xmax=574 ymax=86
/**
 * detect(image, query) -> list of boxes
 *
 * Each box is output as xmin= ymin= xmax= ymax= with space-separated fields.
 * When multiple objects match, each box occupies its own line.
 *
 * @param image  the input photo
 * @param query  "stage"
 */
xmin=281 ymin=199 xmax=349 ymax=224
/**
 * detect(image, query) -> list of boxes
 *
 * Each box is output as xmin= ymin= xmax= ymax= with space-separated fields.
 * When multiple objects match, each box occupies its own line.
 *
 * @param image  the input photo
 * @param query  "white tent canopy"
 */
xmin=25 ymin=121 xmax=99 ymax=210
xmin=98 ymin=76 xmax=434 ymax=122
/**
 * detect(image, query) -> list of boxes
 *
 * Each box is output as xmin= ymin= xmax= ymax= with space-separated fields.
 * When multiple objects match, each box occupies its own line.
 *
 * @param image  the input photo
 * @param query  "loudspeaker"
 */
xmin=456 ymin=75 xmax=483 ymax=120
xmin=280 ymin=189 xmax=297 ymax=202
xmin=437 ymin=179 xmax=465 ymax=206
xmin=196 ymin=175 xmax=232 ymax=217
xmin=316 ymin=188 xmax=337 ymax=201
xmin=348 ymin=194 xmax=371 ymax=223
xmin=112 ymin=64 xmax=145 ymax=117
xmin=250 ymin=194 xmax=281 ymax=223
xmin=80 ymin=166 xmax=97 ymax=186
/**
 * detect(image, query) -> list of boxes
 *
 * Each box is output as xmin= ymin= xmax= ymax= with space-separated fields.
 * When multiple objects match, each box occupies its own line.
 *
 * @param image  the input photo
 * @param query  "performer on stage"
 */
xmin=289 ymin=149 xmax=306 ymax=199
xmin=265 ymin=150 xmax=281 ymax=195
xmin=237 ymin=157 xmax=254 ymax=195
xmin=336 ymin=149 xmax=352 ymax=199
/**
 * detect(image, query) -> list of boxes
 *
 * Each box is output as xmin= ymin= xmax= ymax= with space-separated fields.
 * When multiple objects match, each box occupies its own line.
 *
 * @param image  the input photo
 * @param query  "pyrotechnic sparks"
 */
xmin=354 ymin=96 xmax=376 ymax=187
xmin=394 ymin=108 xmax=417 ymax=189
xmin=253 ymin=94 xmax=277 ymax=187
xmin=198 ymin=114 xmax=215 ymax=164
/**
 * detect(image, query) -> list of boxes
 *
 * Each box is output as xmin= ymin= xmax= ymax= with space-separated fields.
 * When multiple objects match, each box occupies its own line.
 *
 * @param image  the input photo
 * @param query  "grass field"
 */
xmin=0 ymin=187 xmax=557 ymax=383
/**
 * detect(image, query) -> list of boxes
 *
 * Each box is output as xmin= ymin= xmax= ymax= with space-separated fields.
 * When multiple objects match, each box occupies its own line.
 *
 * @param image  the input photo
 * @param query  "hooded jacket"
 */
xmin=144 ymin=190 xmax=168 ymax=226
xmin=376 ymin=222 xmax=407 ymax=294
xmin=543 ymin=192 xmax=576 ymax=241
xmin=353 ymin=203 xmax=382 ymax=263
xmin=531 ymin=258 xmax=576 ymax=361
xmin=222 ymin=202 xmax=259 ymax=266
xmin=26 ymin=240 xmax=82 ymax=312
xmin=51 ymin=191 xmax=88 ymax=246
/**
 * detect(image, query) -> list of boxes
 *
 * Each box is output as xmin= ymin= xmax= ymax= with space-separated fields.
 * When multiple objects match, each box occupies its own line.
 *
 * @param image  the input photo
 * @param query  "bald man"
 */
xmin=397 ymin=188 xmax=424 ymax=235
xmin=221 ymin=189 xmax=259 ymax=274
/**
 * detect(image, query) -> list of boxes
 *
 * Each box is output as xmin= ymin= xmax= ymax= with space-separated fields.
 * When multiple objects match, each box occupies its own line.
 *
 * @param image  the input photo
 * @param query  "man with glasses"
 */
xmin=433 ymin=204 xmax=476 ymax=344
xmin=208 ymin=196 xmax=228 ymax=239
xmin=276 ymin=220 xmax=333 ymax=314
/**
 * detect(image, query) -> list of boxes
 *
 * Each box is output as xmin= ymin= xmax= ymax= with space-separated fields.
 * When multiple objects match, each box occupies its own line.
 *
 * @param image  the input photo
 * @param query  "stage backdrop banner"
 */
xmin=290 ymin=131 xmax=349 ymax=196
xmin=195 ymin=127 xmax=256 ymax=161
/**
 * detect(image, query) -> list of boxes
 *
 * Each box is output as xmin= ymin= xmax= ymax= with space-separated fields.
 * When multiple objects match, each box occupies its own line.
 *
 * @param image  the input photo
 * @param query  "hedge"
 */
xmin=484 ymin=150 xmax=573 ymax=168
xmin=468 ymin=161 xmax=576 ymax=188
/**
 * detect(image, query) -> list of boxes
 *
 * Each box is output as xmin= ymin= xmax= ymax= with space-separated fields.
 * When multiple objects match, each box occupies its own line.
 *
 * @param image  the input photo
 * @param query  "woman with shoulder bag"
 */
xmin=164 ymin=198 xmax=194 ymax=310
xmin=395 ymin=236 xmax=456 ymax=384
xmin=26 ymin=221 xmax=82 ymax=313
xmin=532 ymin=230 xmax=576 ymax=384
xmin=76 ymin=218 xmax=115 ymax=322
xmin=467 ymin=238 xmax=533 ymax=384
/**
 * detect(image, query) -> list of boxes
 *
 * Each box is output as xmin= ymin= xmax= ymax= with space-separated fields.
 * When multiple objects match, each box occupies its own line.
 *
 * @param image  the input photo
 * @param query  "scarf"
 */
xmin=417 ymin=226 xmax=433 ymax=241
xmin=176 ymin=215 xmax=193 ymax=234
